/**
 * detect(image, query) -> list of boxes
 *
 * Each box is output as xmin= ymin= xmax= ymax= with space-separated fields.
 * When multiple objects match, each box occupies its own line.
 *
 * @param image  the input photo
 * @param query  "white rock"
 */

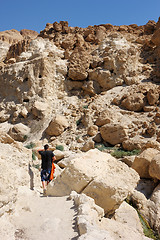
xmin=47 ymin=149 xmax=139 ymax=215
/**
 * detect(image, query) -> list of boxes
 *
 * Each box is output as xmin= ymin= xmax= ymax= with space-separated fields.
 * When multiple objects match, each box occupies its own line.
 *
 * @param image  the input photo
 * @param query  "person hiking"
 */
xmin=38 ymin=144 xmax=56 ymax=195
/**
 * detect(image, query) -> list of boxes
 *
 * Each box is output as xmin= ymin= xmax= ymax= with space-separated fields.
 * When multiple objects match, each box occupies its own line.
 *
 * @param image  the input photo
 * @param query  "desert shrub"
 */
xmin=83 ymin=105 xmax=88 ymax=109
xmin=125 ymin=198 xmax=160 ymax=240
xmin=95 ymin=143 xmax=114 ymax=152
xmin=25 ymin=142 xmax=36 ymax=149
xmin=137 ymin=210 xmax=159 ymax=240
xmin=33 ymin=163 xmax=40 ymax=170
xmin=56 ymin=145 xmax=64 ymax=151
xmin=76 ymin=118 xmax=81 ymax=126
xmin=111 ymin=149 xmax=140 ymax=158
xmin=32 ymin=151 xmax=36 ymax=161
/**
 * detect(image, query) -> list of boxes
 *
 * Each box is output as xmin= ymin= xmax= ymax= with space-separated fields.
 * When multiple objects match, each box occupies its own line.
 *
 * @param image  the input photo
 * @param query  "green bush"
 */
xmin=95 ymin=143 xmax=112 ymax=152
xmin=25 ymin=142 xmax=36 ymax=149
xmin=56 ymin=145 xmax=64 ymax=151
xmin=32 ymin=151 xmax=36 ymax=161
xmin=137 ymin=210 xmax=159 ymax=239
xmin=83 ymin=105 xmax=88 ymax=109
xmin=111 ymin=149 xmax=141 ymax=158
xmin=33 ymin=163 xmax=40 ymax=170
xmin=76 ymin=119 xmax=81 ymax=126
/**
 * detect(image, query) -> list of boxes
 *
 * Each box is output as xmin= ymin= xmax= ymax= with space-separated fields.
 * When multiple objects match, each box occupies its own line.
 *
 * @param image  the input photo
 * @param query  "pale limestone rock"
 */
xmin=149 ymin=184 xmax=160 ymax=234
xmin=0 ymin=110 xmax=10 ymax=122
xmin=0 ymin=132 xmax=14 ymax=144
xmin=0 ymin=40 xmax=10 ymax=62
xmin=78 ymin=229 xmax=114 ymax=240
xmin=87 ymin=125 xmax=98 ymax=136
xmin=101 ymin=217 xmax=151 ymax=240
xmin=132 ymin=148 xmax=159 ymax=178
xmin=0 ymin=143 xmax=31 ymax=216
xmin=0 ymin=29 xmax=23 ymax=44
xmin=54 ymin=163 xmax=63 ymax=178
xmin=120 ymin=155 xmax=135 ymax=167
xmin=32 ymin=101 xmax=49 ymax=118
xmin=54 ymin=149 xmax=65 ymax=160
xmin=45 ymin=115 xmax=69 ymax=136
xmin=113 ymin=201 xmax=143 ymax=234
xmin=149 ymin=153 xmax=160 ymax=180
xmin=0 ymin=216 xmax=15 ymax=240
xmin=81 ymin=140 xmax=95 ymax=152
xmin=69 ymin=191 xmax=113 ymax=240
xmin=95 ymin=109 xmax=115 ymax=126
xmin=47 ymin=149 xmax=139 ymax=215
xmin=8 ymin=123 xmax=30 ymax=142
xmin=100 ymin=123 xmax=128 ymax=145
xmin=122 ymin=137 xmax=160 ymax=151
xmin=19 ymin=107 xmax=28 ymax=118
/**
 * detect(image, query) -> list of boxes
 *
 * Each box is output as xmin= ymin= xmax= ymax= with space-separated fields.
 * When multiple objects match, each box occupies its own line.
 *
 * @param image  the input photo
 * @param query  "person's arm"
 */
xmin=52 ymin=155 xmax=56 ymax=162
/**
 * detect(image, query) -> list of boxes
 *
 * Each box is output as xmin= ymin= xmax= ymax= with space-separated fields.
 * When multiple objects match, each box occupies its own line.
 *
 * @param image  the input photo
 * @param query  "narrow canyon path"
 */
xmin=10 ymin=187 xmax=79 ymax=240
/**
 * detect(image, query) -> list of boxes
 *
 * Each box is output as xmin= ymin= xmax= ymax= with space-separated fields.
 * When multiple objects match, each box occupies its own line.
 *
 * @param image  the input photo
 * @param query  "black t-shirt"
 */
xmin=38 ymin=150 xmax=54 ymax=170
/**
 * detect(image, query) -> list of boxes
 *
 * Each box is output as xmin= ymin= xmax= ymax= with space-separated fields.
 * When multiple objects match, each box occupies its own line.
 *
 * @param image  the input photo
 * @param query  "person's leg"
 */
xmin=42 ymin=180 xmax=46 ymax=190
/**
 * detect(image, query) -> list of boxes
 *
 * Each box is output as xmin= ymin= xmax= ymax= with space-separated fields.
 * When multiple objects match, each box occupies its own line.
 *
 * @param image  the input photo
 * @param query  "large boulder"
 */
xmin=131 ymin=148 xmax=159 ymax=178
xmin=95 ymin=110 xmax=115 ymax=127
xmin=47 ymin=149 xmax=139 ymax=215
xmin=100 ymin=123 xmax=128 ymax=145
xmin=45 ymin=115 xmax=69 ymax=136
xmin=121 ymin=93 xmax=146 ymax=112
xmin=0 ymin=143 xmax=31 ymax=216
xmin=149 ymin=153 xmax=160 ymax=180
xmin=149 ymin=184 xmax=160 ymax=234
xmin=32 ymin=101 xmax=49 ymax=118
xmin=68 ymin=47 xmax=90 ymax=80
xmin=89 ymin=69 xmax=123 ymax=91
xmin=87 ymin=125 xmax=98 ymax=137
xmin=8 ymin=123 xmax=30 ymax=142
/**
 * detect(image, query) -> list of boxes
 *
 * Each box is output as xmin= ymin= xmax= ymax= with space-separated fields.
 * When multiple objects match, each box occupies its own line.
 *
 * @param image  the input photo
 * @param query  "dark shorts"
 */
xmin=41 ymin=169 xmax=51 ymax=182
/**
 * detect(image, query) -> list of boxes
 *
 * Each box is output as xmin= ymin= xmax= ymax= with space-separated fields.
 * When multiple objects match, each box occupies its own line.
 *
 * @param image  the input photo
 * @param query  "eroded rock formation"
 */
xmin=1 ymin=18 xmax=160 ymax=239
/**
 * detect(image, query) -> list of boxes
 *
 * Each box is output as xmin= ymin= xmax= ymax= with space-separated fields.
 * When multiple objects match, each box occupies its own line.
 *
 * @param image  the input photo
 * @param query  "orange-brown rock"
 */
xmin=144 ymin=20 xmax=156 ymax=35
xmin=68 ymin=47 xmax=91 ymax=80
xmin=151 ymin=28 xmax=160 ymax=46
xmin=154 ymin=112 xmax=160 ymax=124
xmin=121 ymin=93 xmax=146 ymax=112
xmin=20 ymin=29 xmax=38 ymax=39
xmin=147 ymin=89 xmax=159 ymax=105
xmin=5 ymin=39 xmax=31 ymax=62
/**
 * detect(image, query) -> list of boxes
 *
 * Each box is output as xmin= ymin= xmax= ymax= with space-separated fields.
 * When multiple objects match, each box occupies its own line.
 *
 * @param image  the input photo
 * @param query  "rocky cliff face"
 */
xmin=0 ymin=18 xmax=160 ymax=239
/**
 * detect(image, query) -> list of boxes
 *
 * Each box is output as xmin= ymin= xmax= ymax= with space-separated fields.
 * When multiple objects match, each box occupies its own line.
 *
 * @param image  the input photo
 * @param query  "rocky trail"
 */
xmin=2 ymin=187 xmax=79 ymax=240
